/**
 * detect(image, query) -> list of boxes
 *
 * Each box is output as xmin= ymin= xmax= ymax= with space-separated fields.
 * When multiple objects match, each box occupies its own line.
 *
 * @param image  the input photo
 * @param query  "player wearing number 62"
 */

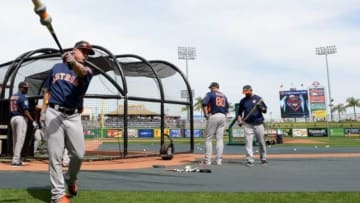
xmin=9 ymin=82 xmax=37 ymax=166
xmin=202 ymin=82 xmax=229 ymax=166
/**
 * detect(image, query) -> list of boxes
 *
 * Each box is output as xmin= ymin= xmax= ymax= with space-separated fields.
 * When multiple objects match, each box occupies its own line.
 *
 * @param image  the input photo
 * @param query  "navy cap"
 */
xmin=242 ymin=85 xmax=252 ymax=90
xmin=74 ymin=40 xmax=95 ymax=55
xmin=208 ymin=82 xmax=219 ymax=88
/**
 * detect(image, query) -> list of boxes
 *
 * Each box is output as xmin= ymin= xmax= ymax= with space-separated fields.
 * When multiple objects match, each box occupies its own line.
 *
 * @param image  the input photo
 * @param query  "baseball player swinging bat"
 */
xmin=32 ymin=0 xmax=64 ymax=53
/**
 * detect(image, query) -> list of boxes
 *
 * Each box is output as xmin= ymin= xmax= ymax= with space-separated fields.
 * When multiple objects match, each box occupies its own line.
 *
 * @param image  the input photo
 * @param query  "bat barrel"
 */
xmin=31 ymin=0 xmax=63 ymax=52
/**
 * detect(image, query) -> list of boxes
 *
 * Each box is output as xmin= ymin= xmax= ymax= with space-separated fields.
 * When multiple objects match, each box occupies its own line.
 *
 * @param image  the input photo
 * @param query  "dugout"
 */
xmin=0 ymin=45 xmax=194 ymax=159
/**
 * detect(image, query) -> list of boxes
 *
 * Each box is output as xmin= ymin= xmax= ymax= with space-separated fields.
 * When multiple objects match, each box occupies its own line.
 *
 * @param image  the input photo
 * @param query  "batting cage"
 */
xmin=0 ymin=45 xmax=194 ymax=160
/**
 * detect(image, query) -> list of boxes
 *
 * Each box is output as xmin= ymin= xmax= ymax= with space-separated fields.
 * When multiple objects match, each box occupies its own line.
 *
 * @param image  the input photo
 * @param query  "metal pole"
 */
xmin=325 ymin=54 xmax=333 ymax=121
xmin=177 ymin=46 xmax=196 ymax=128
xmin=316 ymin=45 xmax=336 ymax=122
xmin=185 ymin=58 xmax=190 ymax=126
xmin=185 ymin=58 xmax=189 ymax=80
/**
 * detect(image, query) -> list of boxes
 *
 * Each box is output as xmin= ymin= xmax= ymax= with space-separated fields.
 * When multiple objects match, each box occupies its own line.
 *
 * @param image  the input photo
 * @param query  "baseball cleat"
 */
xmin=261 ymin=160 xmax=268 ymax=165
xmin=67 ymin=181 xmax=78 ymax=197
xmin=246 ymin=161 xmax=254 ymax=167
xmin=68 ymin=183 xmax=78 ymax=197
xmin=216 ymin=160 xmax=222 ymax=165
xmin=51 ymin=195 xmax=71 ymax=203
xmin=11 ymin=162 xmax=24 ymax=167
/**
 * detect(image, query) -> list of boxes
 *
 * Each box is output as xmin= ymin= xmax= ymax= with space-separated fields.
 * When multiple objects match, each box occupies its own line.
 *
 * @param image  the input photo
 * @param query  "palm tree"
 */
xmin=181 ymin=96 xmax=204 ymax=116
xmin=331 ymin=103 xmax=346 ymax=121
xmin=345 ymin=97 xmax=360 ymax=120
xmin=193 ymin=96 xmax=203 ymax=117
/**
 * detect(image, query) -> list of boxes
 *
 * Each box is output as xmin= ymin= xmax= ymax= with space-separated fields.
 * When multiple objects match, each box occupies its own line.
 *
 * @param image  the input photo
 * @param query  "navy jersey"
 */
xmin=10 ymin=92 xmax=29 ymax=117
xmin=238 ymin=94 xmax=266 ymax=124
xmin=44 ymin=63 xmax=93 ymax=109
xmin=202 ymin=91 xmax=229 ymax=114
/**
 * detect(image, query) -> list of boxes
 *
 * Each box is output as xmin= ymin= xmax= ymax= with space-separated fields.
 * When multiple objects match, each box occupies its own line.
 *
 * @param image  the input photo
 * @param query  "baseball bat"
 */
xmin=32 ymin=0 xmax=63 ymax=53
xmin=193 ymin=168 xmax=212 ymax=173
xmin=166 ymin=168 xmax=212 ymax=173
xmin=241 ymin=98 xmax=264 ymax=122
xmin=166 ymin=168 xmax=185 ymax=172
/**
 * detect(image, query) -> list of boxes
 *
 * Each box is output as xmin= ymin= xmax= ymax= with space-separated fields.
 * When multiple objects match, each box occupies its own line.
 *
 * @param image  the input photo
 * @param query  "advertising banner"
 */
xmin=292 ymin=128 xmax=308 ymax=137
xmin=309 ymin=85 xmax=327 ymax=119
xmin=279 ymin=90 xmax=309 ymax=118
xmin=138 ymin=129 xmax=154 ymax=138
xmin=154 ymin=128 xmax=170 ymax=138
xmin=127 ymin=129 xmax=138 ymax=138
xmin=308 ymin=128 xmax=328 ymax=137
xmin=344 ymin=128 xmax=360 ymax=137
xmin=184 ymin=129 xmax=203 ymax=138
xmin=310 ymin=96 xmax=326 ymax=103
xmin=170 ymin=129 xmax=182 ymax=138
xmin=106 ymin=129 xmax=122 ymax=138
xmin=310 ymin=103 xmax=326 ymax=110
xmin=330 ymin=128 xmax=344 ymax=137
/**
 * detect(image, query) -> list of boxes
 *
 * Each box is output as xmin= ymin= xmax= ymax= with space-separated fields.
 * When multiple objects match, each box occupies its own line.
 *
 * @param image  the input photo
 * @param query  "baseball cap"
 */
xmin=74 ymin=40 xmax=95 ymax=55
xmin=242 ymin=85 xmax=252 ymax=90
xmin=18 ymin=81 xmax=29 ymax=88
xmin=208 ymin=82 xmax=219 ymax=88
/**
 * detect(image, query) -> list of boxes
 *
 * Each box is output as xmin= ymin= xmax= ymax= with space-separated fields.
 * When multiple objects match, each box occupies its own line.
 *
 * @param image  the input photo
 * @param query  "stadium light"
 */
xmin=178 ymin=46 xmax=197 ymax=122
xmin=178 ymin=46 xmax=197 ymax=81
xmin=315 ymin=45 xmax=337 ymax=121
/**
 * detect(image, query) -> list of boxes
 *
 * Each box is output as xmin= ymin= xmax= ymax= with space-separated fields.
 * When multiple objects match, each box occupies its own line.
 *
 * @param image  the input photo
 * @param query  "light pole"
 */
xmin=178 ymin=46 xmax=197 ymax=80
xmin=178 ymin=46 xmax=196 ymax=122
xmin=315 ymin=45 xmax=337 ymax=121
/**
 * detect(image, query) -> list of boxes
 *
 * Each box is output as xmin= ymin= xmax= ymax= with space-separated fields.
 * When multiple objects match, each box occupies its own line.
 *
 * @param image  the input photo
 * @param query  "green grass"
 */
xmin=3 ymin=127 xmax=360 ymax=203
xmin=1 ymin=190 xmax=360 ymax=203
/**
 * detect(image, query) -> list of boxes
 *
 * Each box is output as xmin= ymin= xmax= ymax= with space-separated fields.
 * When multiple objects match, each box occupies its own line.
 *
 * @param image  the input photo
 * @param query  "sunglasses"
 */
xmin=242 ymin=89 xmax=252 ymax=94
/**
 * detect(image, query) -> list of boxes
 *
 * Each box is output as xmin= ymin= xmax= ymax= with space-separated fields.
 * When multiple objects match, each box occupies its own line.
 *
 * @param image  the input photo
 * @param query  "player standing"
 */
xmin=202 ymin=82 xmax=229 ymax=165
xmin=237 ymin=85 xmax=268 ymax=167
xmin=41 ymin=41 xmax=95 ymax=203
xmin=9 ymin=81 xmax=37 ymax=166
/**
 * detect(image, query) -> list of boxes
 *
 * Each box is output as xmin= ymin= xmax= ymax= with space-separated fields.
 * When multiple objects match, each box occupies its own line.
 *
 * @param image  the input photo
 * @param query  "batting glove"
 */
xmin=32 ymin=121 xmax=38 ymax=129
xmin=62 ymin=52 xmax=76 ymax=68
xmin=257 ymin=104 xmax=267 ymax=113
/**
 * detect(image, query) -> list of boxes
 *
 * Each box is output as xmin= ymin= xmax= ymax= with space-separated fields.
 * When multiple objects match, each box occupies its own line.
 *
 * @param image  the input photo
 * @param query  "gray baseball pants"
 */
xmin=34 ymin=128 xmax=46 ymax=153
xmin=45 ymin=107 xmax=85 ymax=201
xmin=204 ymin=113 xmax=226 ymax=164
xmin=10 ymin=116 xmax=27 ymax=164
xmin=244 ymin=123 xmax=266 ymax=163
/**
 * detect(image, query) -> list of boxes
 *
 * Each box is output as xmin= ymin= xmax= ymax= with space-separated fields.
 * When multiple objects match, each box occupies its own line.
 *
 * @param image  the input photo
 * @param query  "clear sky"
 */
xmin=1 ymin=0 xmax=360 ymax=119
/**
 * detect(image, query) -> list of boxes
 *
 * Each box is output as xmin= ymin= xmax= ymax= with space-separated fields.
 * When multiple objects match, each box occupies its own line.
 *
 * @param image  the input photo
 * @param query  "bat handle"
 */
xmin=32 ymin=0 xmax=42 ymax=8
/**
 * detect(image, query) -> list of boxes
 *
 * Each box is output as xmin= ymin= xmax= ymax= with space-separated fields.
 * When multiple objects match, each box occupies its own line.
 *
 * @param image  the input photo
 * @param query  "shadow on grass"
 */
xmin=26 ymin=187 xmax=51 ymax=203
xmin=0 ymin=199 xmax=24 ymax=202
